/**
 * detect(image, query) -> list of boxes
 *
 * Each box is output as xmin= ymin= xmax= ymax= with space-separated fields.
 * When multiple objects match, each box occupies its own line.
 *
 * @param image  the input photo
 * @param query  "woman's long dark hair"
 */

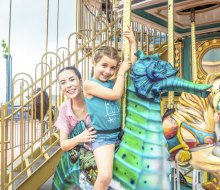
xmin=57 ymin=66 xmax=81 ymax=80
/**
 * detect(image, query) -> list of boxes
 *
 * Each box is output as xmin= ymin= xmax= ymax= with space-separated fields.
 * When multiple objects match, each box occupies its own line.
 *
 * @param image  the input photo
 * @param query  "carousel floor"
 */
xmin=38 ymin=176 xmax=192 ymax=190
xmin=181 ymin=185 xmax=191 ymax=190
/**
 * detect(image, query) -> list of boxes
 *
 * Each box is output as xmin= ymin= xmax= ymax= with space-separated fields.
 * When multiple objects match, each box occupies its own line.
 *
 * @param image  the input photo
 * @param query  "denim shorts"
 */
xmin=91 ymin=135 xmax=119 ymax=151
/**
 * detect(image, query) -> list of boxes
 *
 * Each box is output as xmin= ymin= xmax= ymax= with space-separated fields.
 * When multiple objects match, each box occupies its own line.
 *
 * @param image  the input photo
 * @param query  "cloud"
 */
xmin=0 ymin=0 xmax=76 ymax=102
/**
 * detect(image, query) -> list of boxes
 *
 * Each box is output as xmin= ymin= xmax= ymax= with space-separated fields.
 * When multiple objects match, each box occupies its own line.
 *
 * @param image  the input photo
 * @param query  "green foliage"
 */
xmin=1 ymin=40 xmax=9 ymax=58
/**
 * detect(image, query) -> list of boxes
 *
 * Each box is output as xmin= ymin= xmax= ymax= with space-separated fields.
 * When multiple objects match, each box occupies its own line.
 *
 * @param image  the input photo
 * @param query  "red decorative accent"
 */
xmin=163 ymin=115 xmax=178 ymax=139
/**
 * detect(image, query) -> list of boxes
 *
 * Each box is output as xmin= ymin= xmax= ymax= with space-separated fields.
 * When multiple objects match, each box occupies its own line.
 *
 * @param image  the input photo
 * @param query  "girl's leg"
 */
xmin=93 ymin=144 xmax=115 ymax=190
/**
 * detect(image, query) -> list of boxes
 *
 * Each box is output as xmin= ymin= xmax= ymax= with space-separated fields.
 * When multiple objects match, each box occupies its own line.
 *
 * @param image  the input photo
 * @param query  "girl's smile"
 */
xmin=93 ymin=55 xmax=118 ymax=82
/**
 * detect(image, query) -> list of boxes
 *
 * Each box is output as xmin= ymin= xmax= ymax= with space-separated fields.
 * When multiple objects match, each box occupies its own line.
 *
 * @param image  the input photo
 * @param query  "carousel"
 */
xmin=1 ymin=0 xmax=220 ymax=190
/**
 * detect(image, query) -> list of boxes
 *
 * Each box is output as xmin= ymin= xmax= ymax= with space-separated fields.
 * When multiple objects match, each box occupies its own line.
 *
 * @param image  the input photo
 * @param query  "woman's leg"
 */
xmin=93 ymin=144 xmax=115 ymax=190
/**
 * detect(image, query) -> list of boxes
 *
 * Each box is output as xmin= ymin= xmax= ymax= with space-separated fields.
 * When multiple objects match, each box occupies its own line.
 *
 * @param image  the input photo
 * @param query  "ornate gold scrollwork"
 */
xmin=197 ymin=39 xmax=220 ymax=82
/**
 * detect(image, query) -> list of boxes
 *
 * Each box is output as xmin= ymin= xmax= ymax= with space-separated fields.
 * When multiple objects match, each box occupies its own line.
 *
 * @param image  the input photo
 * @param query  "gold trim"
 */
xmin=185 ymin=176 xmax=193 ymax=184
xmin=155 ymin=0 xmax=202 ymax=28
xmin=174 ymin=41 xmax=184 ymax=77
xmin=177 ymin=2 xmax=220 ymax=15
xmin=169 ymin=144 xmax=186 ymax=153
xmin=191 ymin=18 xmax=197 ymax=82
xmin=122 ymin=0 xmax=131 ymax=130
xmin=155 ymin=1 xmax=220 ymax=29
xmin=197 ymin=38 xmax=220 ymax=80
xmin=160 ymin=96 xmax=179 ymax=116
xmin=168 ymin=0 xmax=174 ymax=109
xmin=176 ymin=119 xmax=189 ymax=151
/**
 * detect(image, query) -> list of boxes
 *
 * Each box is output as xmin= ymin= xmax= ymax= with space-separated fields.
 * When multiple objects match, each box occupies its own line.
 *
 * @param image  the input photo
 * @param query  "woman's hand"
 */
xmin=76 ymin=127 xmax=96 ymax=143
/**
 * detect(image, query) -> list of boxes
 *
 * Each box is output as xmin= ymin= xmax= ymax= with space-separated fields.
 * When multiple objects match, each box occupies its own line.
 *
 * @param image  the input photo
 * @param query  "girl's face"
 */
xmin=93 ymin=55 xmax=118 ymax=82
xmin=58 ymin=70 xmax=82 ymax=99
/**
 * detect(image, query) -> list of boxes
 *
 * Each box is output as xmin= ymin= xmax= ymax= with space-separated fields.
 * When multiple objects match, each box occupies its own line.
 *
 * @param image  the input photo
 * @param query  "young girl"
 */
xmin=83 ymin=26 xmax=136 ymax=190
xmin=53 ymin=66 xmax=96 ymax=189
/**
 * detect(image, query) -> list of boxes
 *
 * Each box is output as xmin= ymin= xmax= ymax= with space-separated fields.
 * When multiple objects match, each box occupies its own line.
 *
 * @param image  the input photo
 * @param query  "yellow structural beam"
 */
xmin=121 ymin=0 xmax=131 ymax=129
xmin=168 ymin=0 xmax=174 ymax=109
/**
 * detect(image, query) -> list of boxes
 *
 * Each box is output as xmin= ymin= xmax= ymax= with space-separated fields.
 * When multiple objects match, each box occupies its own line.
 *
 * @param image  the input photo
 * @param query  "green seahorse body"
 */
xmin=52 ymin=121 xmax=97 ymax=190
xmin=113 ymin=50 xmax=212 ymax=190
xmin=113 ymin=79 xmax=171 ymax=190
xmin=52 ymin=146 xmax=81 ymax=190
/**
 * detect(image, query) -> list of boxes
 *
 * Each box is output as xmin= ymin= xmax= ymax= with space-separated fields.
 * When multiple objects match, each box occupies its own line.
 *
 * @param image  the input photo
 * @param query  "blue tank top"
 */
xmin=85 ymin=78 xmax=121 ymax=139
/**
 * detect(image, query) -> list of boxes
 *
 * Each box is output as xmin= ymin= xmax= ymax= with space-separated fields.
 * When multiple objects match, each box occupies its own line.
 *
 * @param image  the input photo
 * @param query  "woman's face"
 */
xmin=58 ymin=69 xmax=82 ymax=99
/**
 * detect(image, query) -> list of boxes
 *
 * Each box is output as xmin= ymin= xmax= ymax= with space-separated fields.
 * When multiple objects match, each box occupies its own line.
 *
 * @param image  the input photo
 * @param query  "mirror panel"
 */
xmin=197 ymin=39 xmax=220 ymax=81
xmin=202 ymin=47 xmax=220 ymax=74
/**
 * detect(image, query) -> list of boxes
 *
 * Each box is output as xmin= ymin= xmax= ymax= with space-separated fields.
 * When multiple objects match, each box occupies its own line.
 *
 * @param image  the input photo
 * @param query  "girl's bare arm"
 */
xmin=83 ymin=60 xmax=131 ymax=101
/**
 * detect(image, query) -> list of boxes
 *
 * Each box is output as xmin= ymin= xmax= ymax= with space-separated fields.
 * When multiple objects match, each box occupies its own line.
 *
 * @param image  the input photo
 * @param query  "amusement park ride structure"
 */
xmin=1 ymin=0 xmax=220 ymax=190
xmin=1 ymin=40 xmax=12 ymax=103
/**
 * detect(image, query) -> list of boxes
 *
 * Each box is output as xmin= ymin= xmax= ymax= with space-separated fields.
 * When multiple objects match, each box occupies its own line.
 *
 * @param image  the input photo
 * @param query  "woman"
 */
xmin=52 ymin=66 xmax=96 ymax=190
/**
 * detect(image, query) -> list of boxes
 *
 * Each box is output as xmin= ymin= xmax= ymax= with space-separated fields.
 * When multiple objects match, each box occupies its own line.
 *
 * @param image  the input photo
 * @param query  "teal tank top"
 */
xmin=85 ymin=78 xmax=121 ymax=139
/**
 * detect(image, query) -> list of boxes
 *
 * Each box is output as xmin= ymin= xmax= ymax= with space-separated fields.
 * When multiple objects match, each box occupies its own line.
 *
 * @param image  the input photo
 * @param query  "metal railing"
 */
xmin=0 ymin=2 xmax=169 ymax=189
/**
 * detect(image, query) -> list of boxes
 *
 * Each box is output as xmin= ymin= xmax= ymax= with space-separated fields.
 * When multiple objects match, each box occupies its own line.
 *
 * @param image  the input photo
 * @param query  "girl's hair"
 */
xmin=57 ymin=66 xmax=81 ymax=79
xmin=93 ymin=46 xmax=120 ymax=64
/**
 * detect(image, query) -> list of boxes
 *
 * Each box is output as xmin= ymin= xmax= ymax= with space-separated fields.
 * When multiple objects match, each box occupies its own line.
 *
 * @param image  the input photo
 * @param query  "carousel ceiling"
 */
xmin=130 ymin=0 xmax=220 ymax=37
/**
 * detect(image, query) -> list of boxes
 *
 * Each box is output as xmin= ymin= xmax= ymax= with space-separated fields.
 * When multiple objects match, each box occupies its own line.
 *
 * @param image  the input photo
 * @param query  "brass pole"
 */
xmin=55 ymin=0 xmax=59 ymax=117
xmin=49 ymin=59 xmax=53 ymax=145
xmin=153 ymin=28 xmax=156 ymax=52
xmin=146 ymin=28 xmax=150 ymax=55
xmin=122 ymin=0 xmax=131 ymax=129
xmin=76 ymin=0 xmax=82 ymax=33
xmin=45 ymin=0 xmax=50 ymax=87
xmin=168 ymin=0 xmax=174 ymax=109
xmin=8 ymin=0 xmax=12 ymax=56
xmin=56 ymin=0 xmax=60 ymax=54
xmin=190 ymin=10 xmax=197 ymax=82
xmin=20 ymin=81 xmax=24 ymax=170
xmin=45 ymin=0 xmax=49 ymax=55
xmin=1 ymin=105 xmax=6 ymax=189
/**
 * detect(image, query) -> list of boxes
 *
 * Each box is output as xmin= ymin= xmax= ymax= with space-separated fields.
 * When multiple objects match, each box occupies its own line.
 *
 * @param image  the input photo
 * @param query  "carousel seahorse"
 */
xmin=53 ymin=50 xmax=212 ymax=190
xmin=163 ymin=73 xmax=220 ymax=163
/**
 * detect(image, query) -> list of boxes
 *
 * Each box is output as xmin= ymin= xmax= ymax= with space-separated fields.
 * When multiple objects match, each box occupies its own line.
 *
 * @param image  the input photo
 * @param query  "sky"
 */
xmin=0 ymin=0 xmax=77 ymax=103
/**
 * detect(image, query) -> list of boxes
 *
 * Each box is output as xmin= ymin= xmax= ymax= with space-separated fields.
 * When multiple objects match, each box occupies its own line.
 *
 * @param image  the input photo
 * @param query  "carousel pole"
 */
xmin=190 ymin=9 xmax=197 ymax=82
xmin=167 ymin=0 xmax=175 ymax=109
xmin=44 ymin=0 xmax=50 ymax=88
xmin=45 ymin=0 xmax=49 ymax=56
xmin=121 ymin=0 xmax=131 ymax=129
xmin=167 ymin=1 xmax=180 ymax=189
xmin=56 ymin=0 xmax=60 ymax=55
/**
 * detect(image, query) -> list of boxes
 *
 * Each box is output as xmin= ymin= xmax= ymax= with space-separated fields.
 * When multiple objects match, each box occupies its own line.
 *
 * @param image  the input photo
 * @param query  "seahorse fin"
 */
xmin=134 ymin=49 xmax=147 ymax=59
xmin=149 ymin=53 xmax=160 ymax=60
